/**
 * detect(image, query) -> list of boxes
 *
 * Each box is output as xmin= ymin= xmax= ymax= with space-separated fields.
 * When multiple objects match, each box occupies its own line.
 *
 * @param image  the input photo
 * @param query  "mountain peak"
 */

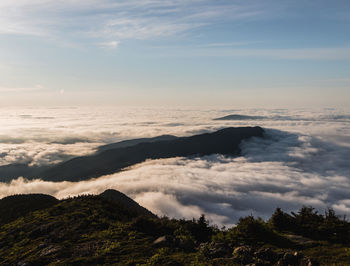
xmin=99 ymin=189 xmax=155 ymax=218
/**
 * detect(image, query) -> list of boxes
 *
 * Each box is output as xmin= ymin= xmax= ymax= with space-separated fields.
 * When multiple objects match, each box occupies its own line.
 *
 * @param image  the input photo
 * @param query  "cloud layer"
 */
xmin=0 ymin=107 xmax=350 ymax=226
xmin=1 ymin=106 xmax=349 ymax=166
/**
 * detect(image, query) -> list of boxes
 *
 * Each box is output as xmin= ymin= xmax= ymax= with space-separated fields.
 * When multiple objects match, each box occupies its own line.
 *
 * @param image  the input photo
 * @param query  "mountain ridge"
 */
xmin=0 ymin=126 xmax=264 ymax=182
xmin=39 ymin=126 xmax=264 ymax=181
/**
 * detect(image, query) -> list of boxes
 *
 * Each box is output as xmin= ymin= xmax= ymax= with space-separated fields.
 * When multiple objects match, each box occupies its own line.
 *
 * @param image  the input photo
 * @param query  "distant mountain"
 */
xmin=97 ymin=135 xmax=177 ymax=153
xmin=38 ymin=126 xmax=264 ymax=181
xmin=214 ymin=114 xmax=266 ymax=120
xmin=0 ymin=126 xmax=263 ymax=182
xmin=214 ymin=114 xmax=317 ymax=122
xmin=0 ymin=164 xmax=48 ymax=182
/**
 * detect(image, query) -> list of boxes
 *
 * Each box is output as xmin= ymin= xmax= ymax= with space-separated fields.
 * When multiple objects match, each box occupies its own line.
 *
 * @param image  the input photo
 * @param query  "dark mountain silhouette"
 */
xmin=39 ymin=126 xmax=264 ymax=182
xmin=214 ymin=114 xmax=266 ymax=120
xmin=214 ymin=114 xmax=320 ymax=122
xmin=0 ymin=194 xmax=58 ymax=226
xmin=97 ymin=135 xmax=177 ymax=153
xmin=0 ymin=136 xmax=176 ymax=182
xmin=0 ymin=164 xmax=48 ymax=182
xmin=0 ymin=127 xmax=264 ymax=182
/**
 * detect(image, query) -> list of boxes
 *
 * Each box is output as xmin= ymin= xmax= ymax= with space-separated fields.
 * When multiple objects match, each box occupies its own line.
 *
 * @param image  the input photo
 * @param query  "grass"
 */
xmin=0 ymin=194 xmax=350 ymax=265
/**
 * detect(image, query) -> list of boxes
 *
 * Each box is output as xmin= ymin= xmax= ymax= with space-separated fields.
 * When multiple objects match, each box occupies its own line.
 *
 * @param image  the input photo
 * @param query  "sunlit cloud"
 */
xmin=1 ymin=131 xmax=350 ymax=226
xmin=0 ymin=107 xmax=350 ymax=226
xmin=0 ymin=107 xmax=349 ymax=167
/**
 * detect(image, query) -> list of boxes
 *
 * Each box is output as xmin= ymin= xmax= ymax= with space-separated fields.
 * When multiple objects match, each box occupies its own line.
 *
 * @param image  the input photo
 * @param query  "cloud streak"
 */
xmin=0 ymin=0 xmax=266 ymax=45
xmin=98 ymin=41 xmax=119 ymax=49
xmin=0 ymin=85 xmax=45 ymax=93
xmin=158 ymin=47 xmax=350 ymax=61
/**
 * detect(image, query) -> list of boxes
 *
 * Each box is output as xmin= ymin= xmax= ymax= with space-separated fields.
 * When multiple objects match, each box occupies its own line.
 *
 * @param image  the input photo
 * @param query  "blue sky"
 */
xmin=0 ymin=0 xmax=349 ymax=107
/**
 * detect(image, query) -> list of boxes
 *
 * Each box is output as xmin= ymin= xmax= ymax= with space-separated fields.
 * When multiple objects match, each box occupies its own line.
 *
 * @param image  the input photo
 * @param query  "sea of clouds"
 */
xmin=0 ymin=106 xmax=349 ymax=226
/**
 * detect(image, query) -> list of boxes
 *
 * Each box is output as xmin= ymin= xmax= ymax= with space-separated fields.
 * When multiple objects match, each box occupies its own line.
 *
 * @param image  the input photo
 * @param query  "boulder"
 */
xmin=275 ymin=251 xmax=318 ymax=266
xmin=153 ymin=235 xmax=175 ymax=247
xmin=39 ymin=245 xmax=61 ymax=257
xmin=254 ymin=247 xmax=278 ymax=263
xmin=232 ymin=246 xmax=254 ymax=264
xmin=199 ymin=242 xmax=232 ymax=258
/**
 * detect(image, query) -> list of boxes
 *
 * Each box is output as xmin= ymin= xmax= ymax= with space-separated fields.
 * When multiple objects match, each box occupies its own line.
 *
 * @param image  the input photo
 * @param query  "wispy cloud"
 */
xmin=199 ymin=41 xmax=265 ymax=48
xmin=0 ymin=0 xmax=266 ymax=46
xmin=158 ymin=47 xmax=350 ymax=61
xmin=315 ymin=78 xmax=350 ymax=83
xmin=0 ymin=85 xmax=45 ymax=92
xmin=98 ymin=40 xmax=119 ymax=49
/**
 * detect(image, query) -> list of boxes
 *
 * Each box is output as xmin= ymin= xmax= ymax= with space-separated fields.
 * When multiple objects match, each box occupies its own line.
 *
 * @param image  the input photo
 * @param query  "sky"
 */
xmin=0 ymin=0 xmax=349 ymax=107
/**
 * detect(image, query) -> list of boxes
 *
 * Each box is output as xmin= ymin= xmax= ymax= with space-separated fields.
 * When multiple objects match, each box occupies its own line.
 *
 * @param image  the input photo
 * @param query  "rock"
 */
xmin=163 ymin=261 xmax=183 ymax=266
xmin=254 ymin=247 xmax=278 ymax=263
xmin=30 ymin=222 xmax=56 ymax=238
xmin=282 ymin=252 xmax=299 ymax=265
xmin=275 ymin=251 xmax=318 ymax=266
xmin=153 ymin=236 xmax=166 ymax=244
xmin=232 ymin=246 xmax=253 ymax=264
xmin=246 ymin=263 xmax=268 ymax=266
xmin=199 ymin=242 xmax=232 ymax=258
xmin=178 ymin=238 xmax=195 ymax=251
xmin=293 ymin=252 xmax=303 ymax=260
xmin=73 ymin=241 xmax=99 ymax=257
xmin=153 ymin=235 xmax=175 ymax=247
xmin=16 ymin=262 xmax=30 ymax=266
xmin=38 ymin=242 xmax=48 ymax=249
xmin=275 ymin=253 xmax=292 ymax=265
xmin=39 ymin=245 xmax=61 ymax=257
xmin=300 ymin=257 xmax=319 ymax=266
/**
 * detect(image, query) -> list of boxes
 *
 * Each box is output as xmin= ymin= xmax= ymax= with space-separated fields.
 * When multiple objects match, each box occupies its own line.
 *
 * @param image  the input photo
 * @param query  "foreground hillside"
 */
xmin=1 ymin=190 xmax=350 ymax=265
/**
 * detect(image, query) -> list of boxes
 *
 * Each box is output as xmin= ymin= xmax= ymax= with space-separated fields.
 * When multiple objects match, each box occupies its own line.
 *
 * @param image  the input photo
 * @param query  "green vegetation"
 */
xmin=0 ymin=194 xmax=58 ymax=226
xmin=270 ymin=207 xmax=350 ymax=243
xmin=0 ymin=191 xmax=350 ymax=265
